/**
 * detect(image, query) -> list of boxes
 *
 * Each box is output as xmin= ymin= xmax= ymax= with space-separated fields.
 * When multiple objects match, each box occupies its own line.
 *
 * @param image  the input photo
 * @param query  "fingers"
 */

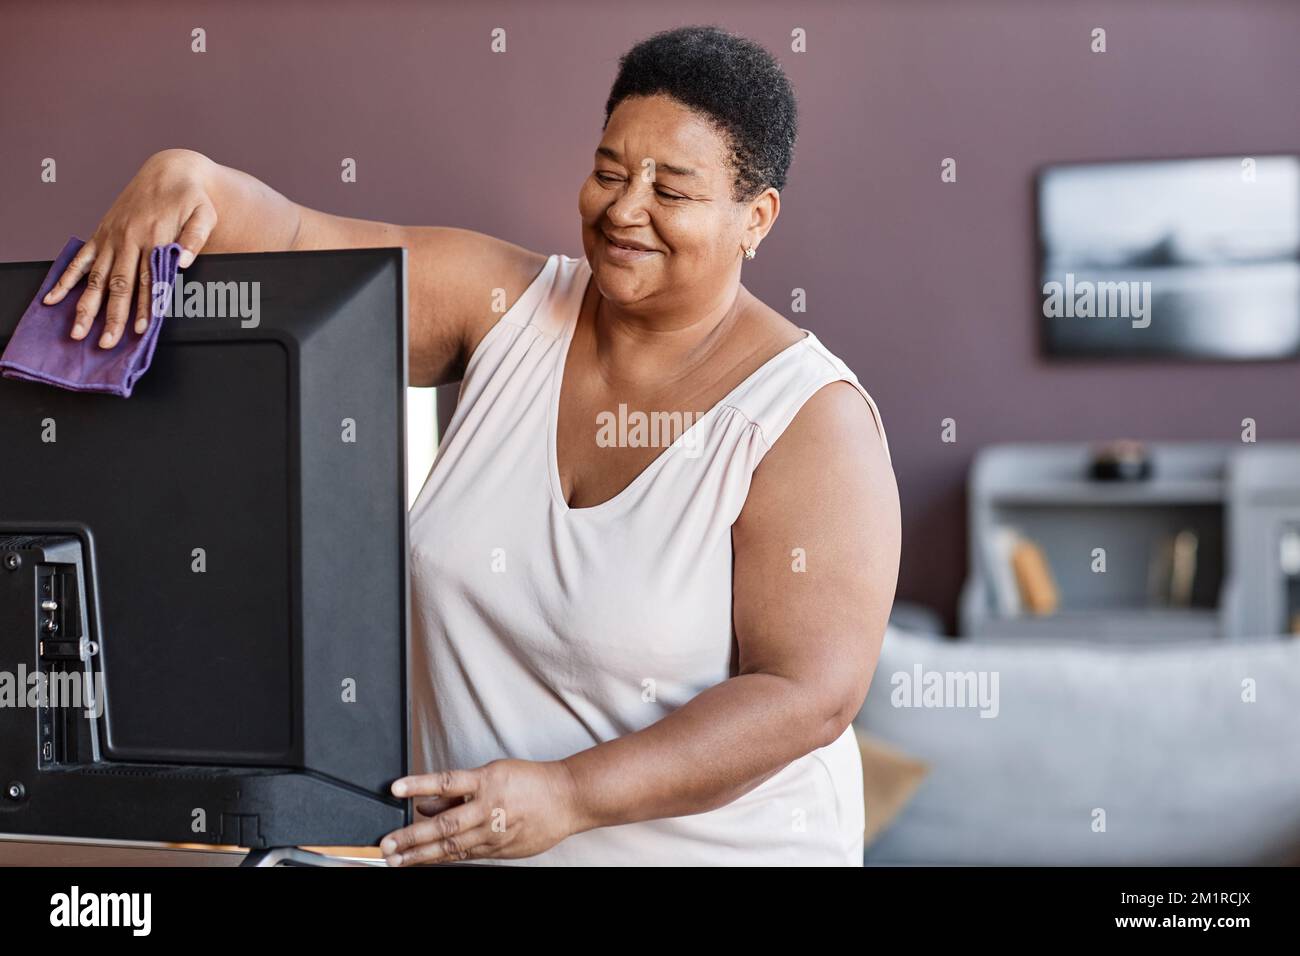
xmin=414 ymin=795 xmax=460 ymax=817
xmin=133 ymin=249 xmax=153 ymax=335
xmin=43 ymin=240 xmax=96 ymax=307
xmin=390 ymin=826 xmax=494 ymax=866
xmin=69 ymin=246 xmax=115 ymax=342
xmin=391 ymin=768 xmax=479 ymax=799
xmin=381 ymin=798 xmax=486 ymax=861
xmin=176 ymin=200 xmax=217 ymax=269
xmin=99 ymin=244 xmax=142 ymax=349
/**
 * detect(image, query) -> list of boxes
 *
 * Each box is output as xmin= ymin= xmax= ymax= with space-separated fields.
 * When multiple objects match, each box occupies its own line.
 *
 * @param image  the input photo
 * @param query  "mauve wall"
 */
xmin=2 ymin=0 xmax=1298 ymax=628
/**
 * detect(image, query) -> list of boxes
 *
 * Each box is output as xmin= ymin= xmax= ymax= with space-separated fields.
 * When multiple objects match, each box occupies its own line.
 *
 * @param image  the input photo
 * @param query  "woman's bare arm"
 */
xmin=42 ymin=148 xmax=546 ymax=387
xmin=284 ymin=208 xmax=547 ymax=386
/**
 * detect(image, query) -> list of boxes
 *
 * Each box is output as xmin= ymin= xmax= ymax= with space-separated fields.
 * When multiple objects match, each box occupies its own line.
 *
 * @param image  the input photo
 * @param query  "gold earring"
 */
xmin=744 ymin=246 xmax=756 ymax=260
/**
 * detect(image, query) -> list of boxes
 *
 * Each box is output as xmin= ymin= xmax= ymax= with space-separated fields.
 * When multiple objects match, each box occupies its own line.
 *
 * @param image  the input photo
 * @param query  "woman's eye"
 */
xmin=594 ymin=172 xmax=682 ymax=200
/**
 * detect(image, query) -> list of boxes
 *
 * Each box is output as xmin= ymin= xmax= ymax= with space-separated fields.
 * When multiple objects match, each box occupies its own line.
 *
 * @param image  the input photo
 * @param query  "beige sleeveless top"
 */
xmin=409 ymin=254 xmax=890 ymax=865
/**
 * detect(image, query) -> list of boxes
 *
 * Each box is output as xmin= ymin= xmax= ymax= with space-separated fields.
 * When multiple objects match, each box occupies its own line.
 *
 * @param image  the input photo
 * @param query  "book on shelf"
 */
xmin=1010 ymin=535 xmax=1059 ymax=615
xmin=1147 ymin=529 xmax=1199 ymax=608
xmin=987 ymin=526 xmax=1059 ymax=617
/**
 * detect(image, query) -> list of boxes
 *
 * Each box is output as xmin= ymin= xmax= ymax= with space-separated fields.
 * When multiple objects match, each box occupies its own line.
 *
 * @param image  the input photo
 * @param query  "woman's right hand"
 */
xmin=42 ymin=148 xmax=220 ymax=349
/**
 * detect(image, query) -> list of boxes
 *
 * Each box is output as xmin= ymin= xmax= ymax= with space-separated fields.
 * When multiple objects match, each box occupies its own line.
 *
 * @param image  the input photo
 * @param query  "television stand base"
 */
xmin=240 ymin=847 xmax=376 ymax=867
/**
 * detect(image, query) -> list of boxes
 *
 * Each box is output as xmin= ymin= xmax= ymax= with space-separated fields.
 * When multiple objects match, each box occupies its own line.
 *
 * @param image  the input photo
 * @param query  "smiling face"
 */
xmin=579 ymin=93 xmax=776 ymax=313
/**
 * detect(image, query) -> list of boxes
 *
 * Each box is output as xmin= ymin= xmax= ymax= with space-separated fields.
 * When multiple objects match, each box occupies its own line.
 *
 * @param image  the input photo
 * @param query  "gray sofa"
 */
xmin=854 ymin=625 xmax=1300 ymax=865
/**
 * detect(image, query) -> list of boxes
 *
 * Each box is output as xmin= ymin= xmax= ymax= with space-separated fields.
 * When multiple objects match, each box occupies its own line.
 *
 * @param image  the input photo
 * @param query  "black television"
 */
xmin=0 ymin=248 xmax=411 ymax=857
xmin=1037 ymin=154 xmax=1300 ymax=359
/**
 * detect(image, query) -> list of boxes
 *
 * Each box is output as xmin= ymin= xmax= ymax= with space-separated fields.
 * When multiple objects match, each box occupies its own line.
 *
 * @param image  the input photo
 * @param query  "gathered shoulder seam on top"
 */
xmin=711 ymin=401 xmax=771 ymax=449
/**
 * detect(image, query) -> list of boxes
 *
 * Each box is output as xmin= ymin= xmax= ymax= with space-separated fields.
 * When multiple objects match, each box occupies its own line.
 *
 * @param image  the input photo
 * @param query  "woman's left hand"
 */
xmin=379 ymin=759 xmax=584 ymax=866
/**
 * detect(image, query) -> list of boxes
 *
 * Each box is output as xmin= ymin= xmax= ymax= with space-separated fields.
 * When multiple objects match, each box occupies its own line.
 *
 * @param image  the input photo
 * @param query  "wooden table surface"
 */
xmin=0 ymin=837 xmax=383 ymax=867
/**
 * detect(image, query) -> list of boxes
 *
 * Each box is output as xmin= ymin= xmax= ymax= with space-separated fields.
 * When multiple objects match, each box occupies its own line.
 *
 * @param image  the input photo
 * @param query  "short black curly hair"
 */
xmin=603 ymin=25 xmax=798 ymax=204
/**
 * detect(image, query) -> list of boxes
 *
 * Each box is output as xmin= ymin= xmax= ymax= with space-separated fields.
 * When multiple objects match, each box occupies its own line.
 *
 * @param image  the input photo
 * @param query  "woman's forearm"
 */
xmin=559 ymin=671 xmax=843 ymax=833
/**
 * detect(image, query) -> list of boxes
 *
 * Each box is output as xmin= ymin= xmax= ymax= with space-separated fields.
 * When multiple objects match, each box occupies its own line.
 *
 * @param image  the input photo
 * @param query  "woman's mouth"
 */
xmin=603 ymin=235 xmax=660 ymax=263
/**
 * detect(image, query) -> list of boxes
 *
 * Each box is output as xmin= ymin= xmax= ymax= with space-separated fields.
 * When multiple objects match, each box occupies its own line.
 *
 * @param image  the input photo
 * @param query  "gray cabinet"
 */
xmin=961 ymin=441 xmax=1300 ymax=641
xmin=1225 ymin=445 xmax=1300 ymax=638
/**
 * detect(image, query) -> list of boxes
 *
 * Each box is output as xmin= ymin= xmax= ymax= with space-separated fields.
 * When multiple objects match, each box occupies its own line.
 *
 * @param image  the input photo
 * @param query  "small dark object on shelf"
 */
xmin=1088 ymin=439 xmax=1153 ymax=481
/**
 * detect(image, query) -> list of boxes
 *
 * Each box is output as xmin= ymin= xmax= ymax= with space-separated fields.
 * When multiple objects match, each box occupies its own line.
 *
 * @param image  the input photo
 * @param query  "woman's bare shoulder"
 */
xmin=457 ymin=235 xmax=551 ymax=366
xmin=423 ymin=228 xmax=549 ymax=308
xmin=404 ymin=228 xmax=550 ymax=385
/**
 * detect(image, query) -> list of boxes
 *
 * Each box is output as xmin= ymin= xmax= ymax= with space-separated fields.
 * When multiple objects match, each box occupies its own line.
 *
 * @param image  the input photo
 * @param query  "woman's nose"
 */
xmin=606 ymin=181 xmax=652 ymax=223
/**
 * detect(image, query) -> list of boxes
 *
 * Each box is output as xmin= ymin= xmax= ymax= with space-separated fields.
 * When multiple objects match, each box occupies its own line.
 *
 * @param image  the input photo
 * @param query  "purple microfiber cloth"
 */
xmin=0 ymin=236 xmax=182 ymax=398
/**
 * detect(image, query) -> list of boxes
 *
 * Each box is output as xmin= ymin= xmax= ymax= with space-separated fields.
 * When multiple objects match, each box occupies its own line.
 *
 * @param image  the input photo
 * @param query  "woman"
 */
xmin=43 ymin=25 xmax=900 ymax=865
